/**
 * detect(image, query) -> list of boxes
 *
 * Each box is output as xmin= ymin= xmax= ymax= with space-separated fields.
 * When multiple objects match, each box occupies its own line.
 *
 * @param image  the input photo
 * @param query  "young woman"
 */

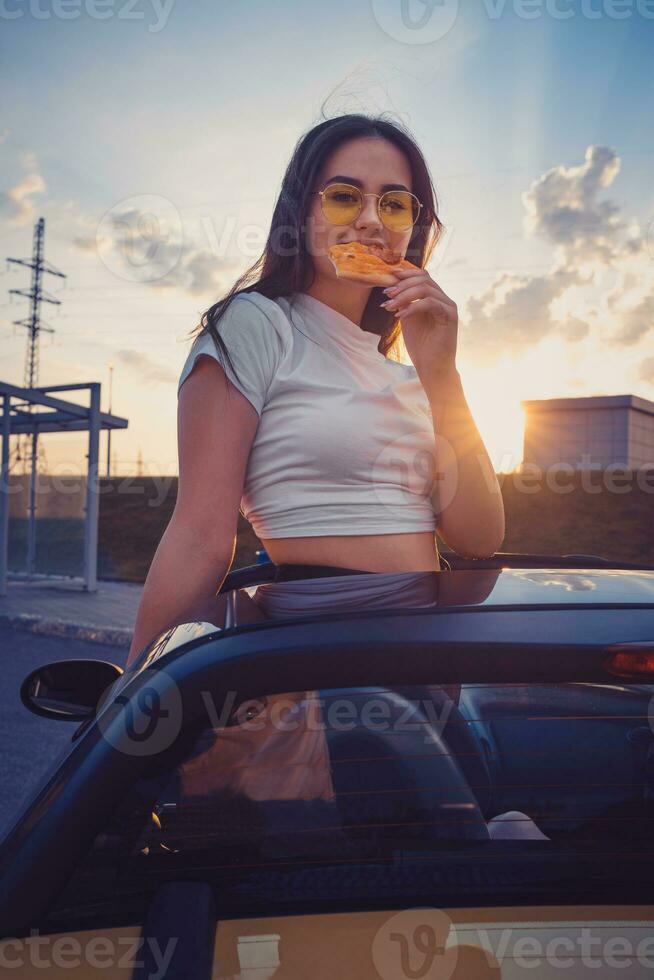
xmin=126 ymin=113 xmax=505 ymax=667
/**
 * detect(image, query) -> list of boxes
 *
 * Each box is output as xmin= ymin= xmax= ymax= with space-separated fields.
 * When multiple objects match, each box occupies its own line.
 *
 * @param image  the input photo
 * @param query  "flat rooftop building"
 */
xmin=520 ymin=394 xmax=654 ymax=472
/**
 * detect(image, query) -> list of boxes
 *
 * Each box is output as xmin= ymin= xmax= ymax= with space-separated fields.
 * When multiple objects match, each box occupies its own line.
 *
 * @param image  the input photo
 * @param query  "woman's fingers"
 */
xmin=381 ymin=283 xmax=441 ymax=309
xmin=386 ymin=267 xmax=454 ymax=306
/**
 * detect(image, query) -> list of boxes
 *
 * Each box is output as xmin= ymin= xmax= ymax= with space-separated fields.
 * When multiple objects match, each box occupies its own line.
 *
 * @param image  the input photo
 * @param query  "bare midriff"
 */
xmin=259 ymin=530 xmax=441 ymax=573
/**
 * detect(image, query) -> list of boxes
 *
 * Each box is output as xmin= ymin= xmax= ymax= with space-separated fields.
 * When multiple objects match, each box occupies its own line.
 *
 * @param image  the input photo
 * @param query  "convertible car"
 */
xmin=2 ymin=551 xmax=654 ymax=978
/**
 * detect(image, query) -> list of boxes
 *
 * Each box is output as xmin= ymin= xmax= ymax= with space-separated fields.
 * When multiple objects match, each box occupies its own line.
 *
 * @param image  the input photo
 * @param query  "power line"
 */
xmin=5 ymin=217 xmax=67 ymax=485
xmin=7 ymin=217 xmax=66 ymax=389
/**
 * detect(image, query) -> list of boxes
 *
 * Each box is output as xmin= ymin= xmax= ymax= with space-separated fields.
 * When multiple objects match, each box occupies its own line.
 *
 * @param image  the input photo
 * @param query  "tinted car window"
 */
xmin=47 ymin=682 xmax=654 ymax=929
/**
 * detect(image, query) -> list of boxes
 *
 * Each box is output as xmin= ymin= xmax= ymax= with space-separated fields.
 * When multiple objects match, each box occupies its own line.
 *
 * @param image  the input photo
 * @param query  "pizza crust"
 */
xmin=327 ymin=241 xmax=418 ymax=287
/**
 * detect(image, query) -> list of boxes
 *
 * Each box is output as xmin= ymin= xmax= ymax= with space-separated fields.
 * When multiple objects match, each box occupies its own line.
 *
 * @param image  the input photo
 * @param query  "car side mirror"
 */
xmin=20 ymin=659 xmax=124 ymax=721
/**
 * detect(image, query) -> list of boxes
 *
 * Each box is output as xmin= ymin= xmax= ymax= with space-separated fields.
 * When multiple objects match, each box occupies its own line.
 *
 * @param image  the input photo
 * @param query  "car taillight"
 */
xmin=605 ymin=643 xmax=654 ymax=678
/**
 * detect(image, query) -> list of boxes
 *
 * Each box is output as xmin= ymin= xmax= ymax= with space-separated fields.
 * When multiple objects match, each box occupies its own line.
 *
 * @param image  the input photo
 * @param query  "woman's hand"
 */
xmin=380 ymin=266 xmax=458 ymax=387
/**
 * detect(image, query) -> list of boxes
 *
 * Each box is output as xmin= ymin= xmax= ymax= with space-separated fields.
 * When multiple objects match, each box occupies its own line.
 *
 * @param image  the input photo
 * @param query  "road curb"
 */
xmin=0 ymin=613 xmax=132 ymax=648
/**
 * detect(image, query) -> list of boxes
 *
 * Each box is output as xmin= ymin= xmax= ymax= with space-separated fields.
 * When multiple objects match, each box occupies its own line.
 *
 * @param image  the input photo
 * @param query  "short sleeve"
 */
xmin=177 ymin=296 xmax=287 ymax=416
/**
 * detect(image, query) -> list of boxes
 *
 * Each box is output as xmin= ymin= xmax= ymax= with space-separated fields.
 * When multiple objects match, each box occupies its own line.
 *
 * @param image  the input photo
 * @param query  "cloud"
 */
xmin=636 ymin=355 xmax=654 ymax=385
xmin=149 ymin=241 xmax=235 ymax=297
xmin=20 ymin=150 xmax=39 ymax=173
xmin=464 ymin=265 xmax=588 ymax=356
xmin=114 ymin=349 xmax=178 ymax=387
xmin=611 ymin=287 xmax=654 ymax=346
xmin=0 ymin=170 xmax=46 ymax=226
xmin=522 ymin=145 xmax=627 ymax=265
xmin=72 ymin=203 xmax=242 ymax=297
xmin=462 ymin=144 xmax=654 ymax=361
xmin=73 ymin=235 xmax=102 ymax=253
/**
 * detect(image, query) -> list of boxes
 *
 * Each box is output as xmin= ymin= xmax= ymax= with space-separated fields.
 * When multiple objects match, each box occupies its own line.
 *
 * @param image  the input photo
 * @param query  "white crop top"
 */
xmin=177 ymin=290 xmax=439 ymax=538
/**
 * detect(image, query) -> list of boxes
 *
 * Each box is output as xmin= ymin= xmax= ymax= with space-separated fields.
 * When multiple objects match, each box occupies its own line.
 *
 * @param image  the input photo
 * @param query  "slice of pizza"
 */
xmin=327 ymin=241 xmax=418 ymax=287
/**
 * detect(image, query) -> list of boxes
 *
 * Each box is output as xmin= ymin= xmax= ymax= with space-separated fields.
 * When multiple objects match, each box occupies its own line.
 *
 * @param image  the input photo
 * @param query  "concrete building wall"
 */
xmin=521 ymin=395 xmax=654 ymax=471
xmin=629 ymin=409 xmax=654 ymax=468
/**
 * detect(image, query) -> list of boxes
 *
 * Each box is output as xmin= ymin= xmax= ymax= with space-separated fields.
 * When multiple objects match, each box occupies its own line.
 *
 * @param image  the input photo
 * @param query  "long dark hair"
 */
xmin=187 ymin=111 xmax=445 ymax=382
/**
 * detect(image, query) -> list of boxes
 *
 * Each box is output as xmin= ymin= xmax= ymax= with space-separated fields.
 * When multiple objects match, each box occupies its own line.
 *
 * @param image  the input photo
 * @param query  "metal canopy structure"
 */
xmin=0 ymin=380 xmax=128 ymax=595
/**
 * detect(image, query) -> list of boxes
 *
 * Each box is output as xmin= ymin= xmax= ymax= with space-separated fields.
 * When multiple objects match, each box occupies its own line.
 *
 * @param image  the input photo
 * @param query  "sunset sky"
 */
xmin=1 ymin=0 xmax=653 ymax=476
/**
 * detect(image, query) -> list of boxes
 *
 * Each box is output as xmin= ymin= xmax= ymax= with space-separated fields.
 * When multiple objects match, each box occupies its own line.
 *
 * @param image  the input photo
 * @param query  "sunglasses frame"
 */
xmin=311 ymin=182 xmax=423 ymax=231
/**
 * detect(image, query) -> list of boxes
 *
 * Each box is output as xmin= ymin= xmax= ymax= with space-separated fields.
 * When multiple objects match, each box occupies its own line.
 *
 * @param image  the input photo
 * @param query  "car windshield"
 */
xmin=46 ymin=680 xmax=654 ymax=931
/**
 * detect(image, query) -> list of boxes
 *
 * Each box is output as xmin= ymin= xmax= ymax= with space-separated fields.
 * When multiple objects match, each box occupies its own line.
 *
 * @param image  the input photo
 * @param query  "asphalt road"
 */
xmin=0 ymin=627 xmax=127 ymax=839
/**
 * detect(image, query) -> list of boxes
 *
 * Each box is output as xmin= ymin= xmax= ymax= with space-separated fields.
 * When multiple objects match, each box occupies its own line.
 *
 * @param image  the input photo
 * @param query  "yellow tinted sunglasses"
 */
xmin=311 ymin=182 xmax=423 ymax=232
